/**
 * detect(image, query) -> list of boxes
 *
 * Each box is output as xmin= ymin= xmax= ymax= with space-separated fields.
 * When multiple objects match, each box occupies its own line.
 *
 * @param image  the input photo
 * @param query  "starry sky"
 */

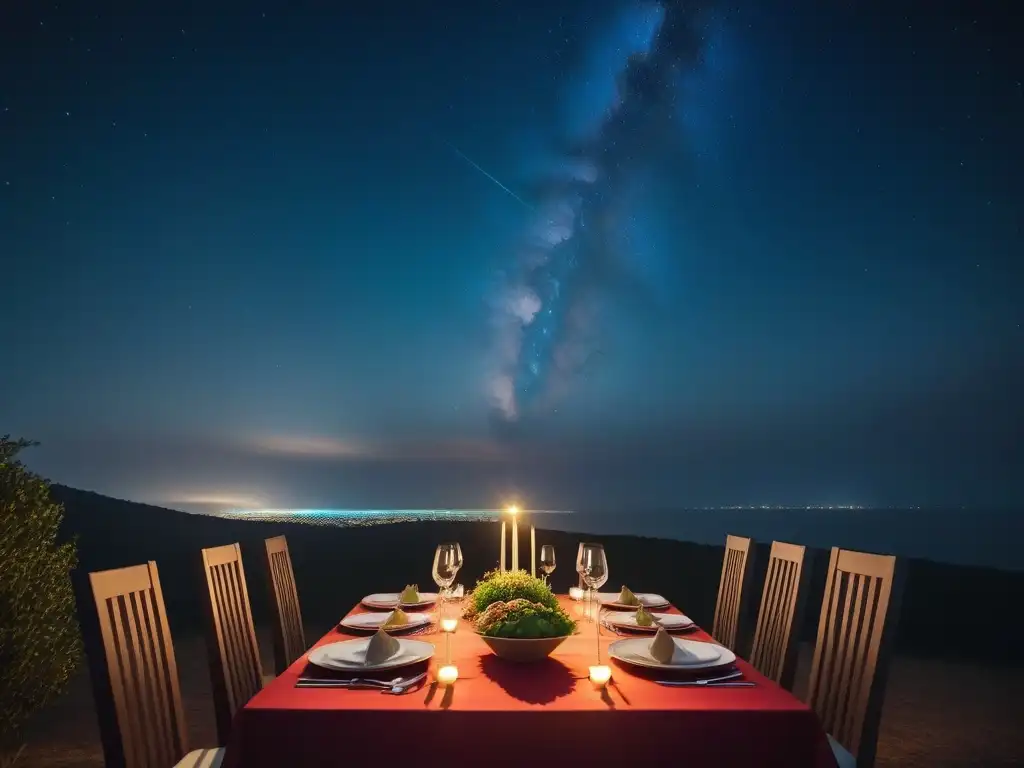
xmin=2 ymin=0 xmax=1022 ymax=513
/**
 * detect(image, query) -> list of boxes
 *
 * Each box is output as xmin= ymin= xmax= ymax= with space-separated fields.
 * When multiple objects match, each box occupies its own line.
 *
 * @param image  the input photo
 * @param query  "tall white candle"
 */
xmin=500 ymin=521 xmax=506 ymax=571
xmin=512 ymin=516 xmax=519 ymax=571
xmin=531 ymin=525 xmax=536 ymax=577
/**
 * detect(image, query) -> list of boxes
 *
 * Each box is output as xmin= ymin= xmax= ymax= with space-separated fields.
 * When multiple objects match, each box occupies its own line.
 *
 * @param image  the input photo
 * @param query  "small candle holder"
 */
xmin=569 ymin=586 xmax=584 ymax=601
xmin=437 ymin=664 xmax=459 ymax=686
xmin=589 ymin=665 xmax=611 ymax=690
xmin=440 ymin=618 xmax=458 ymax=664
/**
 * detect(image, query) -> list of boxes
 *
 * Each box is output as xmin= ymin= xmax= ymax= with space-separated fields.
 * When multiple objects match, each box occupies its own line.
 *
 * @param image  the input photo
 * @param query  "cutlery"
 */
xmin=296 ymin=671 xmax=429 ymax=693
xmin=659 ymin=681 xmax=755 ymax=688
xmin=297 ymin=674 xmax=405 ymax=689
xmin=381 ymin=672 xmax=429 ymax=694
xmin=655 ymin=670 xmax=745 ymax=686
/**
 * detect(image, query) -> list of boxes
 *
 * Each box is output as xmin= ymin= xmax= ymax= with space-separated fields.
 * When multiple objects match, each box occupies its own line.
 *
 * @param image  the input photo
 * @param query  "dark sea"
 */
xmin=214 ymin=506 xmax=1022 ymax=572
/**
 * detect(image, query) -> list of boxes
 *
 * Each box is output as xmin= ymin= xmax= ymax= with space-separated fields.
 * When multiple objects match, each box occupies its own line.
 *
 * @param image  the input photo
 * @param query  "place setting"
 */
xmin=597 ymin=586 xmax=672 ymax=611
xmin=570 ymin=544 xmax=750 ymax=691
xmin=338 ymin=606 xmax=435 ymax=635
xmin=360 ymin=584 xmax=438 ymax=611
xmin=302 ymin=543 xmax=466 ymax=692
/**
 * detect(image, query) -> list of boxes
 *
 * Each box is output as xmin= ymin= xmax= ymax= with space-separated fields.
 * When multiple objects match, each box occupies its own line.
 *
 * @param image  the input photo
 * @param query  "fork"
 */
xmin=655 ymin=670 xmax=747 ymax=687
xmin=297 ymin=674 xmax=404 ymax=688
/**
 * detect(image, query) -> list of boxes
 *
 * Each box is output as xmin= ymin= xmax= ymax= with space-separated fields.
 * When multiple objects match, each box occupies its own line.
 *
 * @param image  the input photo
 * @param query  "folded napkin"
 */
xmin=399 ymin=584 xmax=420 ymax=603
xmin=649 ymin=627 xmax=676 ymax=664
xmin=618 ymin=586 xmax=641 ymax=606
xmin=635 ymin=605 xmax=659 ymax=627
xmin=382 ymin=608 xmax=410 ymax=628
xmin=364 ymin=627 xmax=401 ymax=666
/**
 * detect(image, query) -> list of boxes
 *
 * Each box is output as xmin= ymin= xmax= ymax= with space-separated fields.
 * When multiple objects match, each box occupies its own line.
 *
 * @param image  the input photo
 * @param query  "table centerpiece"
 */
xmin=464 ymin=569 xmax=576 ymax=662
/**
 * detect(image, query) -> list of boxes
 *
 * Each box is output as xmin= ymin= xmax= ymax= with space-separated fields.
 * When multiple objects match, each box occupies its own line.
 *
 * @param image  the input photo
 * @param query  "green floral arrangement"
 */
xmin=464 ymin=570 xmax=575 ymax=638
xmin=476 ymin=598 xmax=576 ymax=638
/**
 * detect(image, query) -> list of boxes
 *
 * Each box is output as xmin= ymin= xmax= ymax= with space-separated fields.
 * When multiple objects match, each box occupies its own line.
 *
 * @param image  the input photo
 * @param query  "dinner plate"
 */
xmin=608 ymin=636 xmax=736 ymax=671
xmin=361 ymin=592 xmax=438 ymax=610
xmin=339 ymin=611 xmax=433 ymax=633
xmin=597 ymin=592 xmax=671 ymax=610
xmin=308 ymin=638 xmax=435 ymax=672
xmin=602 ymin=611 xmax=695 ymax=632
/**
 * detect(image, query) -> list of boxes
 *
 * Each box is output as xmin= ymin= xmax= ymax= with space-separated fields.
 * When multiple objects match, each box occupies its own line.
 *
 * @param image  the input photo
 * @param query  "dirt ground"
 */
xmin=14 ymin=628 xmax=1024 ymax=767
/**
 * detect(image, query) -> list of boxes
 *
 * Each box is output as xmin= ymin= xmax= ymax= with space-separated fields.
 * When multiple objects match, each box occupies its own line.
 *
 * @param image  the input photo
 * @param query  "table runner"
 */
xmin=224 ymin=597 xmax=837 ymax=767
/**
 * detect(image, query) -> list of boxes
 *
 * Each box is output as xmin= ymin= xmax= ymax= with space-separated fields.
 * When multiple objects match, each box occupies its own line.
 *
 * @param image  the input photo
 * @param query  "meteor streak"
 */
xmin=447 ymin=142 xmax=533 ymax=210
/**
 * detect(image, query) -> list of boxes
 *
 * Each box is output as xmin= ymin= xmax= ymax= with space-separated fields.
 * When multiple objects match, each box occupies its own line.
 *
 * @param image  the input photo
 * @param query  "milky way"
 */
xmin=488 ymin=1 xmax=712 ymax=430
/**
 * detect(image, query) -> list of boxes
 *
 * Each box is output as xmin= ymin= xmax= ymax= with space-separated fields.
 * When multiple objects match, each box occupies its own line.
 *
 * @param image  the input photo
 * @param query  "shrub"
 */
xmin=0 ymin=437 xmax=81 ymax=753
xmin=464 ymin=569 xmax=561 ymax=619
xmin=475 ymin=598 xmax=576 ymax=638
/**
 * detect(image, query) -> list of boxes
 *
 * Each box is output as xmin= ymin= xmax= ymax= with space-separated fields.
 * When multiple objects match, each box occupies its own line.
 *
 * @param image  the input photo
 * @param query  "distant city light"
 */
xmin=214 ymin=507 xmax=568 ymax=527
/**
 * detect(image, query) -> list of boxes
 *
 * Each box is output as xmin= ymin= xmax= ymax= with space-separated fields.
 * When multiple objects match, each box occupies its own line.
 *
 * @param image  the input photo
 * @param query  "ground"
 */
xmin=13 ymin=627 xmax=1023 ymax=767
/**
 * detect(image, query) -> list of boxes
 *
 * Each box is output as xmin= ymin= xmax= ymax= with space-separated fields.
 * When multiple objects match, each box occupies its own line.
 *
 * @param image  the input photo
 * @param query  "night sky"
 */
xmin=2 ymin=0 xmax=1021 ymax=513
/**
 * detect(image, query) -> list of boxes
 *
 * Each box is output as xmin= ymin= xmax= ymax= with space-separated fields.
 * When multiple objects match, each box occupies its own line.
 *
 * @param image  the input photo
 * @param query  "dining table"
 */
xmin=223 ymin=595 xmax=838 ymax=767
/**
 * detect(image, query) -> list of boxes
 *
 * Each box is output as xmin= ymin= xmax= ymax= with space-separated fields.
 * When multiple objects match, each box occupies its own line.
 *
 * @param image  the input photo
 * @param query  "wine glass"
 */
xmin=433 ymin=543 xmax=462 ymax=620
xmin=575 ymin=542 xmax=587 ymax=618
xmin=575 ymin=542 xmax=586 ymax=588
xmin=539 ymin=545 xmax=556 ymax=585
xmin=580 ymin=543 xmax=608 ymax=624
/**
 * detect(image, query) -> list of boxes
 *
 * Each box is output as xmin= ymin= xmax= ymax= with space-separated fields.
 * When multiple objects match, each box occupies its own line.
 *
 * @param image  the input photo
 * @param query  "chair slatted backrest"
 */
xmin=200 ymin=543 xmax=264 ymax=744
xmin=77 ymin=561 xmax=188 ymax=768
xmin=711 ymin=534 xmax=755 ymax=651
xmin=749 ymin=541 xmax=810 ymax=690
xmin=807 ymin=548 xmax=905 ymax=767
xmin=264 ymin=535 xmax=306 ymax=675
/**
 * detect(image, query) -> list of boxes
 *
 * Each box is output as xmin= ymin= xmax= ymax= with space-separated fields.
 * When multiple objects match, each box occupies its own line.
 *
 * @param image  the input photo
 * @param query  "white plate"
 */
xmin=608 ymin=636 xmax=736 ymax=671
xmin=361 ymin=592 xmax=438 ymax=610
xmin=603 ymin=611 xmax=695 ymax=632
xmin=308 ymin=638 xmax=435 ymax=672
xmin=597 ymin=592 xmax=671 ymax=610
xmin=339 ymin=612 xmax=433 ymax=633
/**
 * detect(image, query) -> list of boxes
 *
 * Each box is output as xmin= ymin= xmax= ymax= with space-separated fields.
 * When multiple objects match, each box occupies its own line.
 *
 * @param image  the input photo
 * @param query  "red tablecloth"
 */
xmin=224 ymin=597 xmax=837 ymax=767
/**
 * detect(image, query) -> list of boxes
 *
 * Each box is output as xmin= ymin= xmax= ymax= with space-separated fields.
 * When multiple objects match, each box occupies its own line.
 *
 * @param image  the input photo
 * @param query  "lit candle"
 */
xmin=589 ymin=665 xmax=611 ymax=689
xmin=440 ymin=618 xmax=458 ymax=633
xmin=437 ymin=665 xmax=459 ymax=686
xmin=530 ymin=524 xmax=536 ymax=577
xmin=569 ymin=587 xmax=584 ymax=601
xmin=500 ymin=521 xmax=506 ymax=571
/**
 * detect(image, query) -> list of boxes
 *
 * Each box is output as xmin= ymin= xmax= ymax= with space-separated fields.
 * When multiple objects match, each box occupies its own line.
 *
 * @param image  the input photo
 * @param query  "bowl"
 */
xmin=477 ymin=633 xmax=571 ymax=662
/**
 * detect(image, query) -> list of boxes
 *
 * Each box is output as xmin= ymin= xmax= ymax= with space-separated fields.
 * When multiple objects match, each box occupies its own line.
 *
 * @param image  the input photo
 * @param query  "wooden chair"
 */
xmin=76 ymin=561 xmax=224 ymax=768
xmin=749 ymin=541 xmax=810 ymax=690
xmin=200 ymin=543 xmax=264 ymax=745
xmin=264 ymin=535 xmax=306 ymax=675
xmin=807 ymin=548 xmax=906 ymax=768
xmin=711 ymin=534 xmax=756 ymax=651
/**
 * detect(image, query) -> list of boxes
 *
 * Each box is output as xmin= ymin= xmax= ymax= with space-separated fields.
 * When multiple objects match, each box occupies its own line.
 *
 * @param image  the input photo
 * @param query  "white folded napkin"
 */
xmin=364 ymin=627 xmax=401 ymax=666
xmin=382 ymin=608 xmax=409 ymax=628
xmin=649 ymin=627 xmax=676 ymax=664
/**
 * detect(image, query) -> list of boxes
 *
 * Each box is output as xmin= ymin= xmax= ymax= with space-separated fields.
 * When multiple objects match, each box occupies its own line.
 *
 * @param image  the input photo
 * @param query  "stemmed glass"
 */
xmin=433 ymin=543 xmax=463 ymax=622
xmin=580 ymin=543 xmax=608 ymax=632
xmin=575 ymin=543 xmax=588 ymax=619
xmin=576 ymin=543 xmax=585 ymax=588
xmin=539 ymin=545 xmax=556 ymax=585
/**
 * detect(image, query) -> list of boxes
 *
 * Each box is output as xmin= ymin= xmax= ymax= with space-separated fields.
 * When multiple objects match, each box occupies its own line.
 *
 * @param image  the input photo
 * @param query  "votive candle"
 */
xmin=589 ymin=665 xmax=611 ymax=689
xmin=569 ymin=587 xmax=584 ymax=601
xmin=440 ymin=618 xmax=458 ymax=633
xmin=437 ymin=665 xmax=459 ymax=686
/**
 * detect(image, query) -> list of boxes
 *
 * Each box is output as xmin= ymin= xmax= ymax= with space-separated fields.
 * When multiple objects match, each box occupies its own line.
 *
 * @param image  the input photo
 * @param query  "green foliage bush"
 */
xmin=465 ymin=569 xmax=561 ymax=618
xmin=475 ymin=598 xmax=576 ymax=638
xmin=0 ymin=437 xmax=81 ymax=749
